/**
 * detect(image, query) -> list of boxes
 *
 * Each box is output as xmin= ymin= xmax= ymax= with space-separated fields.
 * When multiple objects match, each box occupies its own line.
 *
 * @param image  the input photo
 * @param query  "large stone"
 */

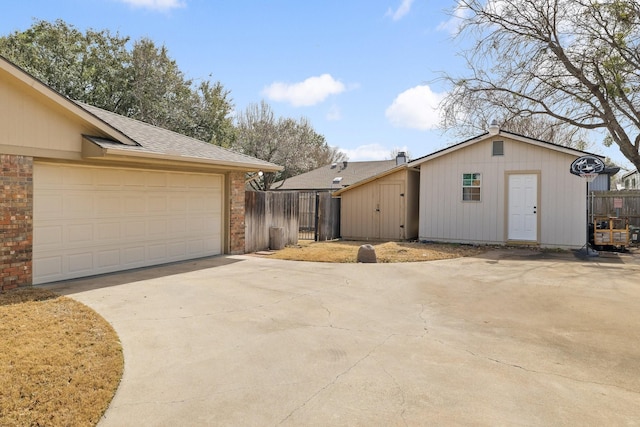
xmin=357 ymin=244 xmax=377 ymax=263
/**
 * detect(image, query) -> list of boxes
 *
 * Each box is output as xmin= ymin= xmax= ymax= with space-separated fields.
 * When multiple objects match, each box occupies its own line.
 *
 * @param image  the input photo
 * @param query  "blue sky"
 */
xmin=0 ymin=0 xmax=630 ymax=168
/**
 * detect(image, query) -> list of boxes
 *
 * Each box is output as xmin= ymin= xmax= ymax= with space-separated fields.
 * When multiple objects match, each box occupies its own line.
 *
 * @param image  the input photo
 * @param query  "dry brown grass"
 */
xmin=0 ymin=287 xmax=123 ymax=427
xmin=263 ymin=240 xmax=486 ymax=263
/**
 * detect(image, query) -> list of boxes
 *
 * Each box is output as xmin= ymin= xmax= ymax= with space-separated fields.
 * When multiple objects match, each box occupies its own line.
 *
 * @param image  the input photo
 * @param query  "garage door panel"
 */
xmin=96 ymin=223 xmax=121 ymax=240
xmin=148 ymin=244 xmax=167 ymax=261
xmin=169 ymin=173 xmax=189 ymax=188
xmin=123 ymin=221 xmax=147 ymax=240
xmin=188 ymin=239 xmax=205 ymax=254
xmin=168 ymin=218 xmax=187 ymax=235
xmin=168 ymin=196 xmax=187 ymax=212
xmin=148 ymin=219 xmax=168 ymax=236
xmin=34 ymin=164 xmax=223 ymax=284
xmin=122 ymin=170 xmax=145 ymax=186
xmin=123 ymin=247 xmax=146 ymax=265
xmin=36 ymin=225 xmax=63 ymax=247
xmin=39 ymin=194 xmax=63 ymax=219
xmin=148 ymin=196 xmax=168 ymax=213
xmin=36 ymin=256 xmax=63 ymax=279
xmin=188 ymin=196 xmax=206 ymax=212
xmin=68 ymin=252 xmax=94 ymax=274
xmin=168 ymin=242 xmax=187 ymax=258
xmin=97 ymin=250 xmax=120 ymax=269
xmin=62 ymin=167 xmax=93 ymax=187
xmin=147 ymin=172 xmax=167 ymax=187
xmin=124 ymin=196 xmax=146 ymax=214
xmin=202 ymin=217 xmax=220 ymax=234
xmin=95 ymin=168 xmax=122 ymax=187
xmin=64 ymin=195 xmax=93 ymax=217
xmin=188 ymin=217 xmax=205 ymax=232
xmin=68 ymin=223 xmax=94 ymax=243
xmin=96 ymin=196 xmax=122 ymax=215
xmin=203 ymin=196 xmax=220 ymax=212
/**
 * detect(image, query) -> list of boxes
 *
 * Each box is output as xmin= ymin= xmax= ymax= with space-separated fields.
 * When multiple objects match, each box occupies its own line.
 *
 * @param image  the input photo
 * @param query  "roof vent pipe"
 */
xmin=488 ymin=120 xmax=500 ymax=135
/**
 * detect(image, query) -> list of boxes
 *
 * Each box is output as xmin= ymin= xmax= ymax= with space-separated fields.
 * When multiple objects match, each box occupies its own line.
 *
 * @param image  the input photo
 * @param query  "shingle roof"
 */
xmin=81 ymin=103 xmax=281 ymax=171
xmin=274 ymin=159 xmax=398 ymax=190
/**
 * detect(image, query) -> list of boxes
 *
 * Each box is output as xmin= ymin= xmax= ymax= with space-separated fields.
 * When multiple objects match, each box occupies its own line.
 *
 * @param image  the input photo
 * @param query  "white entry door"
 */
xmin=508 ymin=174 xmax=538 ymax=241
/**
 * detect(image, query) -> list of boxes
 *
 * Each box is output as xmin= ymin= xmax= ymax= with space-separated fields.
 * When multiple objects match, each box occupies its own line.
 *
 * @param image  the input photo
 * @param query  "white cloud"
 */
xmin=436 ymin=0 xmax=471 ymax=34
xmin=386 ymin=0 xmax=415 ymax=21
xmin=117 ymin=0 xmax=185 ymax=11
xmin=262 ymin=74 xmax=346 ymax=107
xmin=326 ymin=105 xmax=342 ymax=121
xmin=339 ymin=144 xmax=391 ymax=161
xmin=385 ymin=84 xmax=445 ymax=130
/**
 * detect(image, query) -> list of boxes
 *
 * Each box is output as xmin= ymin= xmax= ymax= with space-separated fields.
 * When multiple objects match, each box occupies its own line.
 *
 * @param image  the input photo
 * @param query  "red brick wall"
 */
xmin=228 ymin=172 xmax=246 ymax=254
xmin=1 ymin=154 xmax=33 ymax=290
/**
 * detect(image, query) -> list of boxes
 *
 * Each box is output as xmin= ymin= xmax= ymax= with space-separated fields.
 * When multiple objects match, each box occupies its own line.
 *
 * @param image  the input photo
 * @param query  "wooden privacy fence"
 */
xmin=589 ymin=191 xmax=640 ymax=227
xmin=316 ymin=192 xmax=341 ymax=241
xmin=245 ymin=191 xmax=299 ymax=253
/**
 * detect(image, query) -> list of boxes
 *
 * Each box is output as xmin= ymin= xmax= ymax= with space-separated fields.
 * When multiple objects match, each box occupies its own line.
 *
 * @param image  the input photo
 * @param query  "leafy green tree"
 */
xmin=193 ymin=81 xmax=237 ymax=147
xmin=0 ymin=19 xmax=235 ymax=146
xmin=441 ymin=0 xmax=640 ymax=170
xmin=233 ymin=100 xmax=346 ymax=190
xmin=128 ymin=38 xmax=193 ymax=132
xmin=0 ymin=19 xmax=131 ymax=113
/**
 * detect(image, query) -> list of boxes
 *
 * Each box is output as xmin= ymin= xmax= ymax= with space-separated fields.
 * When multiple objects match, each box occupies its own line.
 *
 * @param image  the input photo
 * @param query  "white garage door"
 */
xmin=33 ymin=163 xmax=223 ymax=284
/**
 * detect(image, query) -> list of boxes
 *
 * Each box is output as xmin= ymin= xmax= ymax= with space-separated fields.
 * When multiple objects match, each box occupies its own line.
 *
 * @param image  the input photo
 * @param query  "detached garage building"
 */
xmin=408 ymin=124 xmax=602 ymax=249
xmin=0 ymin=57 xmax=280 ymax=288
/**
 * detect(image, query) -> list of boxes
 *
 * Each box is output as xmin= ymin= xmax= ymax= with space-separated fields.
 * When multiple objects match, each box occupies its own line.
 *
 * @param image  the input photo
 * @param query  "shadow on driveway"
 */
xmin=42 ymin=255 xmax=245 ymax=295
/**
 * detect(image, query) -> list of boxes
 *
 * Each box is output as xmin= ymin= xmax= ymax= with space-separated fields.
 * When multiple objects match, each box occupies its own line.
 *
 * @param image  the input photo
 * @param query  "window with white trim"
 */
xmin=462 ymin=173 xmax=481 ymax=201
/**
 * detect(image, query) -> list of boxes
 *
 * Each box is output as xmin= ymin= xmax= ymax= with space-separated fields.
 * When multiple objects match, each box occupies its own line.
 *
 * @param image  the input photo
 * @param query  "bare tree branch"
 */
xmin=441 ymin=0 xmax=640 ymax=170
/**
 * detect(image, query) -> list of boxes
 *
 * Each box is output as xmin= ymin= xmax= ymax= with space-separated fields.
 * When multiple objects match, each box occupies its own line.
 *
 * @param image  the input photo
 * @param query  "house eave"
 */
xmin=81 ymin=139 xmax=282 ymax=172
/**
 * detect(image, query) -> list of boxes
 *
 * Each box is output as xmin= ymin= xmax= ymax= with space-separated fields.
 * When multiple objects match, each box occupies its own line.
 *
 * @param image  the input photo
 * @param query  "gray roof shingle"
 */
xmin=81 ymin=103 xmax=280 ymax=171
xmin=274 ymin=159 xmax=398 ymax=190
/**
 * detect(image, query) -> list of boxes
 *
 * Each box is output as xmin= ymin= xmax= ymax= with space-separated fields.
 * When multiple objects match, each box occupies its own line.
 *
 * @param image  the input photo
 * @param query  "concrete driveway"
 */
xmin=46 ymin=249 xmax=640 ymax=426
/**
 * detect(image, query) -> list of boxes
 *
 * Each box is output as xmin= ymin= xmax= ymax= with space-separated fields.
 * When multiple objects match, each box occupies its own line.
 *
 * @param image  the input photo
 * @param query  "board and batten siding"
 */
xmin=340 ymin=168 xmax=419 ymax=241
xmin=418 ymin=137 xmax=586 ymax=248
xmin=340 ymin=179 xmax=379 ymax=240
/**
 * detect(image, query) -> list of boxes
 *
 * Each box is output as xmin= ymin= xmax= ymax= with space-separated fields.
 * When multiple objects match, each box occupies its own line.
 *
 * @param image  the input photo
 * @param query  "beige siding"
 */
xmin=341 ymin=169 xmax=417 ymax=241
xmin=405 ymin=169 xmax=420 ymax=239
xmin=0 ymin=71 xmax=96 ymax=159
xmin=418 ymin=137 xmax=586 ymax=248
xmin=341 ymin=179 xmax=378 ymax=240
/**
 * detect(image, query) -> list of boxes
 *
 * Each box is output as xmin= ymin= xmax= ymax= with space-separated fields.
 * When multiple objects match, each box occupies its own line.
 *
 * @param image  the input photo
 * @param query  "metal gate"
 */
xmin=298 ymin=191 xmax=317 ymax=240
xmin=297 ymin=191 xmax=341 ymax=241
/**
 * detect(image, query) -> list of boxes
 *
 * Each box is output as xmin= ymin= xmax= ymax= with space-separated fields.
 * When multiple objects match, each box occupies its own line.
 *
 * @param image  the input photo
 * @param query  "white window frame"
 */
xmin=462 ymin=173 xmax=481 ymax=202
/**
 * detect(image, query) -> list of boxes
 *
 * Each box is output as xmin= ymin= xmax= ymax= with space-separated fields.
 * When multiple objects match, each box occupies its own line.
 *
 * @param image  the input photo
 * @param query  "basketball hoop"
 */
xmin=579 ymin=173 xmax=598 ymax=183
xmin=570 ymin=155 xmax=605 ymax=257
